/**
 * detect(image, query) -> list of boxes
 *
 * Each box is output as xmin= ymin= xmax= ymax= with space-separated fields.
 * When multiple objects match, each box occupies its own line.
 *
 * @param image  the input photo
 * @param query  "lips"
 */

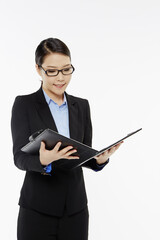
xmin=53 ymin=84 xmax=65 ymax=89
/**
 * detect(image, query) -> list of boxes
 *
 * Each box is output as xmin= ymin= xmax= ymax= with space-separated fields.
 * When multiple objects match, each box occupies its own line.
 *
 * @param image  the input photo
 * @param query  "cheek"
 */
xmin=42 ymin=76 xmax=52 ymax=85
xmin=66 ymin=76 xmax=71 ymax=84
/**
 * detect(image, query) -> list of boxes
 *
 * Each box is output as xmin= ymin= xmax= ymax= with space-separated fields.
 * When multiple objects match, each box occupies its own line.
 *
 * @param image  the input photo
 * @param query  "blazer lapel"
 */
xmin=33 ymin=87 xmax=79 ymax=140
xmin=64 ymin=92 xmax=79 ymax=141
xmin=33 ymin=87 xmax=58 ymax=131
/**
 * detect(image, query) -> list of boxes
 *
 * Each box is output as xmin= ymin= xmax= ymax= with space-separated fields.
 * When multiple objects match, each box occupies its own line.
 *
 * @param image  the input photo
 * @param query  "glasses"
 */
xmin=39 ymin=65 xmax=75 ymax=77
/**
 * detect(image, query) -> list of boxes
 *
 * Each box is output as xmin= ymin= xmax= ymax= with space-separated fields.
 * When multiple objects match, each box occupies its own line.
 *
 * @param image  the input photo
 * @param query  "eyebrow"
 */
xmin=45 ymin=64 xmax=71 ymax=68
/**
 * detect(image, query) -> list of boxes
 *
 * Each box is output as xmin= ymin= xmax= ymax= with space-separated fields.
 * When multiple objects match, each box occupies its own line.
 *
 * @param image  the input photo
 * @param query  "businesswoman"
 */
xmin=11 ymin=38 xmax=122 ymax=240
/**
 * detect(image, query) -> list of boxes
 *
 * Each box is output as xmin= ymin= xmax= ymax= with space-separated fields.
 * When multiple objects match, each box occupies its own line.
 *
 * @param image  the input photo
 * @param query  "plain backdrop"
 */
xmin=0 ymin=0 xmax=160 ymax=239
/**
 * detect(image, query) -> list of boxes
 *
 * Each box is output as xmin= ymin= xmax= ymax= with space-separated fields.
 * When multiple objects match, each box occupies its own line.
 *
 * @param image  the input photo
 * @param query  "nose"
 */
xmin=57 ymin=71 xmax=65 ymax=81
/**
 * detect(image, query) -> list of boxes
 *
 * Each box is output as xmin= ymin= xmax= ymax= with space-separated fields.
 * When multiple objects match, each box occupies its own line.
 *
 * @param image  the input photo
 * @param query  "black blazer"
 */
xmin=11 ymin=87 xmax=107 ymax=217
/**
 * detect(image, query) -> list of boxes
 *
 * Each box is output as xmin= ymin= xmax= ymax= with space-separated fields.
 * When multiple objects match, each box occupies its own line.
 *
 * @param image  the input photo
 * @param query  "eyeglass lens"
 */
xmin=46 ymin=66 xmax=74 ymax=76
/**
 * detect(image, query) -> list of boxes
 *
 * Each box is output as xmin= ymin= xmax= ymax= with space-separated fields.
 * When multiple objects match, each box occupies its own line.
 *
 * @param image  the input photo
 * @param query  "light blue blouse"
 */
xmin=42 ymin=89 xmax=70 ymax=173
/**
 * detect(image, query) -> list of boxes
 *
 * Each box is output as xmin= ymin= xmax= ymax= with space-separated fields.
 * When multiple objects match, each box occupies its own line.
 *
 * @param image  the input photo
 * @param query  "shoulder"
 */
xmin=66 ymin=92 xmax=89 ymax=105
xmin=13 ymin=88 xmax=41 ymax=105
xmin=15 ymin=89 xmax=38 ymax=100
xmin=12 ymin=89 xmax=41 ymax=112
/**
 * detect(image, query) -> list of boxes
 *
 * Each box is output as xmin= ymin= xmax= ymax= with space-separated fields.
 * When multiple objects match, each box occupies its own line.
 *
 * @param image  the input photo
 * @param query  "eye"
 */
xmin=64 ymin=68 xmax=70 ymax=71
xmin=63 ymin=68 xmax=72 ymax=72
xmin=47 ymin=69 xmax=57 ymax=73
xmin=46 ymin=69 xmax=58 ymax=76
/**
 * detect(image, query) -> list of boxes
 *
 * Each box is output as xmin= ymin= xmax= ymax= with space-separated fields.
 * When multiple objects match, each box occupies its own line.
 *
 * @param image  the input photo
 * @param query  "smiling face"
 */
xmin=36 ymin=53 xmax=72 ymax=102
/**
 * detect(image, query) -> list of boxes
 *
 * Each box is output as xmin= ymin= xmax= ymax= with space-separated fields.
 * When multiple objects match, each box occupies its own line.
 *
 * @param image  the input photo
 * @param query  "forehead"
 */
xmin=43 ymin=53 xmax=71 ymax=68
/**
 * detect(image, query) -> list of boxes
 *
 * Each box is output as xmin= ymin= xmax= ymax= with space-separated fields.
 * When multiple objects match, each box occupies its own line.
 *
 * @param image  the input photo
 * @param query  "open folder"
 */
xmin=21 ymin=128 xmax=142 ymax=169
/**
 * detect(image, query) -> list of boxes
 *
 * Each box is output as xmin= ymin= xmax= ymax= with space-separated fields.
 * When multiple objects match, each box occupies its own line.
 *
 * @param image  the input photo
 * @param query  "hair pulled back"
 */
xmin=35 ymin=38 xmax=71 ymax=66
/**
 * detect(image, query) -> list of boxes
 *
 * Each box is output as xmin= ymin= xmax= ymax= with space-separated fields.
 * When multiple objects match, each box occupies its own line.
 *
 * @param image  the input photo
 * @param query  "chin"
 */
xmin=51 ymin=88 xmax=65 ymax=96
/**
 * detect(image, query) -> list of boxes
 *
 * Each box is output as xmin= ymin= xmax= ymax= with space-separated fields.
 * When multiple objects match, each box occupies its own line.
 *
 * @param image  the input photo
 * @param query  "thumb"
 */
xmin=40 ymin=141 xmax=45 ymax=151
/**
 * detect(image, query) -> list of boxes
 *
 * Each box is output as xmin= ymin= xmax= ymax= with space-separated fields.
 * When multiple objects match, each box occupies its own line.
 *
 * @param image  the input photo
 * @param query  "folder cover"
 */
xmin=21 ymin=128 xmax=142 ymax=169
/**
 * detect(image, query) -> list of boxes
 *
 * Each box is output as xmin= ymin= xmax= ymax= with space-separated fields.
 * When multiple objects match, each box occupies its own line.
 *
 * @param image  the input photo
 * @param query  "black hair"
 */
xmin=35 ymin=38 xmax=71 ymax=66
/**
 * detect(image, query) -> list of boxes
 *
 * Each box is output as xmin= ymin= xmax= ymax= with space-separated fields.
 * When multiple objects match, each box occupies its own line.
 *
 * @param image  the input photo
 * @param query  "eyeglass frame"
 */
xmin=38 ymin=64 xmax=75 ymax=77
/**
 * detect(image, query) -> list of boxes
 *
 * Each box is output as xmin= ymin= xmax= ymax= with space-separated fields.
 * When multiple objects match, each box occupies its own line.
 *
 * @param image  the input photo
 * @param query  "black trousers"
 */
xmin=17 ymin=206 xmax=89 ymax=240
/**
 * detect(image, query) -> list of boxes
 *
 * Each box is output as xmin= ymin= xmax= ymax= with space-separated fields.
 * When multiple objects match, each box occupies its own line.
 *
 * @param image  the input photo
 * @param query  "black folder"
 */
xmin=21 ymin=128 xmax=142 ymax=170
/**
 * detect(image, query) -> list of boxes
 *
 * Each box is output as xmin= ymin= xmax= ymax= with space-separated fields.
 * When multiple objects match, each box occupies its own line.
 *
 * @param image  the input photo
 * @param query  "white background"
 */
xmin=0 ymin=0 xmax=160 ymax=239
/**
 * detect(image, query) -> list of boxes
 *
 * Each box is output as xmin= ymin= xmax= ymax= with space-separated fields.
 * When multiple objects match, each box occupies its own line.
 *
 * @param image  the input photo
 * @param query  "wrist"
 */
xmin=96 ymin=158 xmax=109 ymax=165
xmin=39 ymin=154 xmax=48 ymax=166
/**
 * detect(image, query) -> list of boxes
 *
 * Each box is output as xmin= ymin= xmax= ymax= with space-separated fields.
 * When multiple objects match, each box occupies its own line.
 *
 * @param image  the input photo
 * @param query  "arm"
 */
xmin=82 ymin=100 xmax=109 ymax=171
xmin=11 ymin=97 xmax=79 ymax=174
xmin=11 ymin=96 xmax=46 ymax=173
xmin=82 ymin=100 xmax=123 ymax=170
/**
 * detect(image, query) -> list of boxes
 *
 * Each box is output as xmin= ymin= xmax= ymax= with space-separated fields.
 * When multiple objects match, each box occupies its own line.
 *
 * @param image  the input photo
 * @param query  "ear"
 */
xmin=35 ymin=64 xmax=42 ymax=77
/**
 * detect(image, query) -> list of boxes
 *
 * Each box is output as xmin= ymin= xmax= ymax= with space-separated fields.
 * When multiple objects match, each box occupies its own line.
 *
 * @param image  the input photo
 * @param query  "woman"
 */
xmin=11 ymin=38 xmax=122 ymax=240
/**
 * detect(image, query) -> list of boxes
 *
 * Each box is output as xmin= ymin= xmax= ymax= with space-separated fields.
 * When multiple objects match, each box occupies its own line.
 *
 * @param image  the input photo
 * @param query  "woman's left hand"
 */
xmin=95 ymin=141 xmax=123 ymax=165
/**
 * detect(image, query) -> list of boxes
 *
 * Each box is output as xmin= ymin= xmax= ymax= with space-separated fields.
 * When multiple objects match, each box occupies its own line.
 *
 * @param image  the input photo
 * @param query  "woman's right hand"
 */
xmin=39 ymin=141 xmax=79 ymax=166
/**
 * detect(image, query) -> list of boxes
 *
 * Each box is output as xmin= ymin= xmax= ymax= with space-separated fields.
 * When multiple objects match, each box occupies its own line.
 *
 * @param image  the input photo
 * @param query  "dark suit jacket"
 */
xmin=11 ymin=87 xmax=107 ymax=217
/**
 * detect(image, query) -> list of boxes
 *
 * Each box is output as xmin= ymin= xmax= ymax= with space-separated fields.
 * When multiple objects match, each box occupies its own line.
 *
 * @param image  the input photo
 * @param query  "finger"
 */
xmin=117 ymin=141 xmax=123 ymax=146
xmin=106 ymin=147 xmax=116 ymax=156
xmin=64 ymin=149 xmax=78 ymax=157
xmin=110 ymin=146 xmax=116 ymax=153
xmin=95 ymin=152 xmax=106 ymax=159
xmin=115 ymin=144 xmax=121 ymax=150
xmin=115 ymin=141 xmax=123 ymax=150
xmin=109 ymin=144 xmax=119 ymax=152
xmin=54 ymin=142 xmax=62 ymax=151
xmin=102 ymin=148 xmax=113 ymax=155
xmin=66 ymin=155 xmax=80 ymax=160
xmin=59 ymin=145 xmax=74 ymax=155
xmin=95 ymin=151 xmax=108 ymax=158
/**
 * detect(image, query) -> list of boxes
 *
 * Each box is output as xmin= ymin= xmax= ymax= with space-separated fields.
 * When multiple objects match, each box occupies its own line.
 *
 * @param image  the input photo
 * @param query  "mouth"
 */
xmin=53 ymin=84 xmax=66 ymax=89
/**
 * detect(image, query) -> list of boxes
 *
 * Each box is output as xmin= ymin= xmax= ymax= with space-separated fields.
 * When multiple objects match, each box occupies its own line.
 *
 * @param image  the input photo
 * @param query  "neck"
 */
xmin=42 ymin=87 xmax=64 ymax=106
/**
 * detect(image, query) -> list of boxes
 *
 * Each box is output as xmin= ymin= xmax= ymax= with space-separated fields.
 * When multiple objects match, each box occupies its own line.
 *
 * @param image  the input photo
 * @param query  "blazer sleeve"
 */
xmin=82 ymin=100 xmax=109 ymax=171
xmin=11 ymin=96 xmax=46 ymax=173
